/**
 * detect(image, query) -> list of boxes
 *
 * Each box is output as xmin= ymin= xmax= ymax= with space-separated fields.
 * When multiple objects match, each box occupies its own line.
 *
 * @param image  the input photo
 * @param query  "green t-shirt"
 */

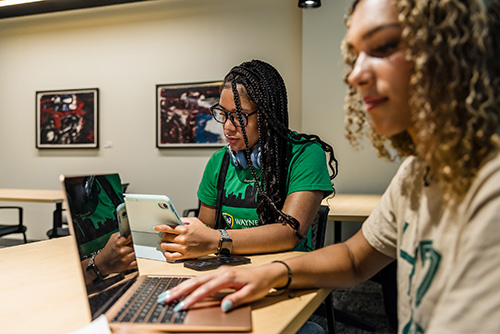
xmin=197 ymin=140 xmax=333 ymax=252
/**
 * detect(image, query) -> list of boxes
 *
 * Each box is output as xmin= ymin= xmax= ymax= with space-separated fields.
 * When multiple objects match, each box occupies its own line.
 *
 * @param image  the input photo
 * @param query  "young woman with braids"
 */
xmin=154 ymin=59 xmax=337 ymax=260
xmin=157 ymin=0 xmax=500 ymax=333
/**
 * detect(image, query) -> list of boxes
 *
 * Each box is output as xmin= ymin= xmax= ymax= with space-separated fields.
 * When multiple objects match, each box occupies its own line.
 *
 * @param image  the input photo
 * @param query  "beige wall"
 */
xmin=0 ymin=0 xmax=398 ymax=241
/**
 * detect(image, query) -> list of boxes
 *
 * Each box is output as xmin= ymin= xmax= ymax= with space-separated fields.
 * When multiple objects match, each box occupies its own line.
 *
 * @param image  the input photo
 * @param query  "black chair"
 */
xmin=46 ymin=207 xmax=69 ymax=239
xmin=0 ymin=206 xmax=27 ymax=243
xmin=121 ymin=183 xmax=130 ymax=193
xmin=182 ymin=200 xmax=201 ymax=217
xmin=370 ymin=260 xmax=398 ymax=331
xmin=310 ymin=205 xmax=337 ymax=333
xmin=311 ymin=205 xmax=381 ymax=333
xmin=310 ymin=205 xmax=329 ymax=250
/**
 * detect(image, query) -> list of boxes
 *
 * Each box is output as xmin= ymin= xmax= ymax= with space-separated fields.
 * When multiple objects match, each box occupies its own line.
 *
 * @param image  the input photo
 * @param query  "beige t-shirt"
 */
xmin=363 ymin=151 xmax=500 ymax=334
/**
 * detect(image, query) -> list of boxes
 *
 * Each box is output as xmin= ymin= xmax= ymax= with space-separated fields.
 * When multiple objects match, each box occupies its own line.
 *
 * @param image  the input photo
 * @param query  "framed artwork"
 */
xmin=36 ymin=88 xmax=99 ymax=149
xmin=156 ymin=81 xmax=227 ymax=148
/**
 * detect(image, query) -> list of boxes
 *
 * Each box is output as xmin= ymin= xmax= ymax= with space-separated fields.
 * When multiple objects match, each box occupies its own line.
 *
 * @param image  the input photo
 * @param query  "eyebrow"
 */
xmin=218 ymin=105 xmax=253 ymax=113
xmin=363 ymin=22 xmax=401 ymax=40
xmin=346 ymin=22 xmax=401 ymax=49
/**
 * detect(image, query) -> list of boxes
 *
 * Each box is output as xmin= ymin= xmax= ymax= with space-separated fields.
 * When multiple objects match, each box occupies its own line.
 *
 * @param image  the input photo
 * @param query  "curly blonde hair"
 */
xmin=343 ymin=0 xmax=500 ymax=203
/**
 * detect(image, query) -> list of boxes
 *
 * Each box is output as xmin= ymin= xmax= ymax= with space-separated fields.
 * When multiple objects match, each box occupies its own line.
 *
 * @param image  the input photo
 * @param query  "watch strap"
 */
xmin=217 ymin=229 xmax=232 ymax=256
xmin=86 ymin=254 xmax=104 ymax=281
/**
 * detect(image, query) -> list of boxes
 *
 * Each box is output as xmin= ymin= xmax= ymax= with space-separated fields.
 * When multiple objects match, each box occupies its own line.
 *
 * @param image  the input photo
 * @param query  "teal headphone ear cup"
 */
xmin=228 ymin=148 xmax=248 ymax=169
xmin=250 ymin=145 xmax=262 ymax=169
xmin=228 ymin=145 xmax=261 ymax=170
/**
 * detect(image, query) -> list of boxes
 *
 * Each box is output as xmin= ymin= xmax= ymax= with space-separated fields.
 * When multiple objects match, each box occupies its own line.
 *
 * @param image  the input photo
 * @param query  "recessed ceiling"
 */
xmin=0 ymin=0 xmax=149 ymax=19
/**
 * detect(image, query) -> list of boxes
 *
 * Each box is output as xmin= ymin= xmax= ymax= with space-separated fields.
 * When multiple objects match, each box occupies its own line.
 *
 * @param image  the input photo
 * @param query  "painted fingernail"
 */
xmin=221 ymin=300 xmax=233 ymax=313
xmin=157 ymin=290 xmax=171 ymax=304
xmin=173 ymin=301 xmax=185 ymax=312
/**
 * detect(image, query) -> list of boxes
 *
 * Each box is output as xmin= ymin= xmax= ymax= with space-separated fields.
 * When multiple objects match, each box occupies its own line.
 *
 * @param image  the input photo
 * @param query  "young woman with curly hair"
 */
xmin=158 ymin=1 xmax=500 ymax=333
xmin=155 ymin=59 xmax=337 ymax=260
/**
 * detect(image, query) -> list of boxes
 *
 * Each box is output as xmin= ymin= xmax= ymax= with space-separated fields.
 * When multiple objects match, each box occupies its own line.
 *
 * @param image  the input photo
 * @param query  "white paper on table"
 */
xmin=67 ymin=314 xmax=111 ymax=334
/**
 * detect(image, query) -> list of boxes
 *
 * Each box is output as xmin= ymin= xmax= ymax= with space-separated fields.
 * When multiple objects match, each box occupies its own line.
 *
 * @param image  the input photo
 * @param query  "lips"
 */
xmin=226 ymin=137 xmax=238 ymax=144
xmin=363 ymin=96 xmax=388 ymax=112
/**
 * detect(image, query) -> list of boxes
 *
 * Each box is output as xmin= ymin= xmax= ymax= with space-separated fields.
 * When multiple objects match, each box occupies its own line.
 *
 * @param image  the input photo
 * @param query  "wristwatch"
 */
xmin=86 ymin=254 xmax=104 ymax=282
xmin=217 ymin=229 xmax=233 ymax=256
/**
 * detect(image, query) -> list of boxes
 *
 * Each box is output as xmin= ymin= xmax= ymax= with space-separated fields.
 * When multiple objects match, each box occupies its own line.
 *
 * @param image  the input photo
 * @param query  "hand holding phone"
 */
xmin=123 ymin=194 xmax=183 ymax=262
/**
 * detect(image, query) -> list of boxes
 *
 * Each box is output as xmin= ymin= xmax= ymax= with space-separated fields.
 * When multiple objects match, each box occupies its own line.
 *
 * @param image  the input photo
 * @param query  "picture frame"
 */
xmin=36 ymin=88 xmax=99 ymax=149
xmin=156 ymin=81 xmax=227 ymax=148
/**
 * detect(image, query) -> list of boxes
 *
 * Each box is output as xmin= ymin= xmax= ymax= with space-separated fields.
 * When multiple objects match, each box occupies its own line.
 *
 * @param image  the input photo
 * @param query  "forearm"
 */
xmin=197 ymin=192 xmax=320 ymax=255
xmin=279 ymin=244 xmax=362 ymax=290
xmin=228 ymin=223 xmax=300 ymax=254
xmin=274 ymin=231 xmax=394 ymax=290
xmin=164 ymin=231 xmax=393 ymax=313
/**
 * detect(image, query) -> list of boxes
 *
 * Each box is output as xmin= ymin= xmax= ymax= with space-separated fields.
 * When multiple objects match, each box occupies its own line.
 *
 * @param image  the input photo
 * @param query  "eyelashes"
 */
xmin=344 ymin=38 xmax=401 ymax=69
xmin=369 ymin=39 xmax=401 ymax=57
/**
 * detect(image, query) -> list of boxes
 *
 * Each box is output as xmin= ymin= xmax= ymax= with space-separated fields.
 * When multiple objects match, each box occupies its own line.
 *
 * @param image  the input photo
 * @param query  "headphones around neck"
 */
xmin=228 ymin=144 xmax=262 ymax=170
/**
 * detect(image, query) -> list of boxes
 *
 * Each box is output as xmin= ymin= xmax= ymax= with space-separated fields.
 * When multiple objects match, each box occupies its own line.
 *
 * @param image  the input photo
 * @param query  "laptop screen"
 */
xmin=62 ymin=173 xmax=253 ymax=331
xmin=62 ymin=173 xmax=139 ymax=317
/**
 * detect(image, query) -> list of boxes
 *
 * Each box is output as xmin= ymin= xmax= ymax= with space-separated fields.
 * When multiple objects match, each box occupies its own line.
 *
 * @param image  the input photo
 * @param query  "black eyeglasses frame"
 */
xmin=210 ymin=103 xmax=257 ymax=128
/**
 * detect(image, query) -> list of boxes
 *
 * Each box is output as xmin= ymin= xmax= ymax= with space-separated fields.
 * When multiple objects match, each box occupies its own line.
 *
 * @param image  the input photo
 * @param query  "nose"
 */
xmin=223 ymin=116 xmax=237 ymax=133
xmin=347 ymin=52 xmax=373 ymax=88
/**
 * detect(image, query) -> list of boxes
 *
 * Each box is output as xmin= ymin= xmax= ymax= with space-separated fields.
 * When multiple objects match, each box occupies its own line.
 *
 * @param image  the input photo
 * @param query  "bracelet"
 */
xmin=272 ymin=260 xmax=292 ymax=292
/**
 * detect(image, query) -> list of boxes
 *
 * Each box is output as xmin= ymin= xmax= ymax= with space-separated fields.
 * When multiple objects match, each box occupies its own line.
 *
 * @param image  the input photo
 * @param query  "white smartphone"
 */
xmin=124 ymin=194 xmax=183 ymax=230
xmin=123 ymin=194 xmax=183 ymax=262
xmin=116 ymin=203 xmax=130 ymax=237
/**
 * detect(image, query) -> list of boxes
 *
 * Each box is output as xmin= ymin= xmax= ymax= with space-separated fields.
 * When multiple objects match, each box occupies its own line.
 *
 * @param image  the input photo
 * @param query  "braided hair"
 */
xmin=222 ymin=59 xmax=338 ymax=239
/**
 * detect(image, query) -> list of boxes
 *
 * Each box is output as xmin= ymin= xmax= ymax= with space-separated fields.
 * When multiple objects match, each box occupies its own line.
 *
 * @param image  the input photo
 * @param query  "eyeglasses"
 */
xmin=210 ymin=103 xmax=257 ymax=128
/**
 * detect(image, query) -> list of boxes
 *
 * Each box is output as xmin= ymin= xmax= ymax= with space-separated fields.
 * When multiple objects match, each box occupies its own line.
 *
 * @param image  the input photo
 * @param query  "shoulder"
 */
xmin=462 ymin=147 xmax=500 ymax=219
xmin=212 ymin=146 xmax=229 ymax=160
xmin=473 ymin=146 xmax=500 ymax=187
xmin=198 ymin=146 xmax=228 ymax=202
xmin=206 ymin=146 xmax=228 ymax=166
xmin=201 ymin=146 xmax=228 ymax=181
xmin=288 ymin=139 xmax=325 ymax=159
xmin=391 ymin=155 xmax=429 ymax=191
xmin=378 ymin=155 xmax=421 ymax=194
xmin=395 ymin=155 xmax=420 ymax=176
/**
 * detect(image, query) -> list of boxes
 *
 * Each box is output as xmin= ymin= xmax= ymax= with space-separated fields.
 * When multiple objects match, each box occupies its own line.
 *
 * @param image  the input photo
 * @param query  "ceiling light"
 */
xmin=0 ymin=0 xmax=44 ymax=7
xmin=298 ymin=0 xmax=321 ymax=9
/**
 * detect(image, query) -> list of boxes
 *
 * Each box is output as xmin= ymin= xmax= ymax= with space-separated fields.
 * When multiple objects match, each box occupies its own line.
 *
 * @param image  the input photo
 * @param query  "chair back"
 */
xmin=310 ymin=205 xmax=330 ymax=250
xmin=182 ymin=200 xmax=201 ymax=217
xmin=121 ymin=183 xmax=130 ymax=193
xmin=0 ymin=206 xmax=27 ymax=243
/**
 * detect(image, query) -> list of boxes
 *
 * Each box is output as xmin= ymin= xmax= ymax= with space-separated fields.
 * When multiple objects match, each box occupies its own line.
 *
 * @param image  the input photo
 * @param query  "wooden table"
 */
xmin=0 ymin=237 xmax=330 ymax=334
xmin=0 ymin=188 xmax=65 ymax=238
xmin=322 ymin=194 xmax=382 ymax=243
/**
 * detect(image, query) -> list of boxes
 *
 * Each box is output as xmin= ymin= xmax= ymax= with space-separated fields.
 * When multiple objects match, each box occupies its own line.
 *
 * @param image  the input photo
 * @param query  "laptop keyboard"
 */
xmin=112 ymin=276 xmax=188 ymax=324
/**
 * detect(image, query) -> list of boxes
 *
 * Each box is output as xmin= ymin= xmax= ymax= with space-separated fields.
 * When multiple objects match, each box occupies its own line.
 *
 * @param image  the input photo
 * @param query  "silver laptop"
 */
xmin=60 ymin=173 xmax=252 ymax=332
